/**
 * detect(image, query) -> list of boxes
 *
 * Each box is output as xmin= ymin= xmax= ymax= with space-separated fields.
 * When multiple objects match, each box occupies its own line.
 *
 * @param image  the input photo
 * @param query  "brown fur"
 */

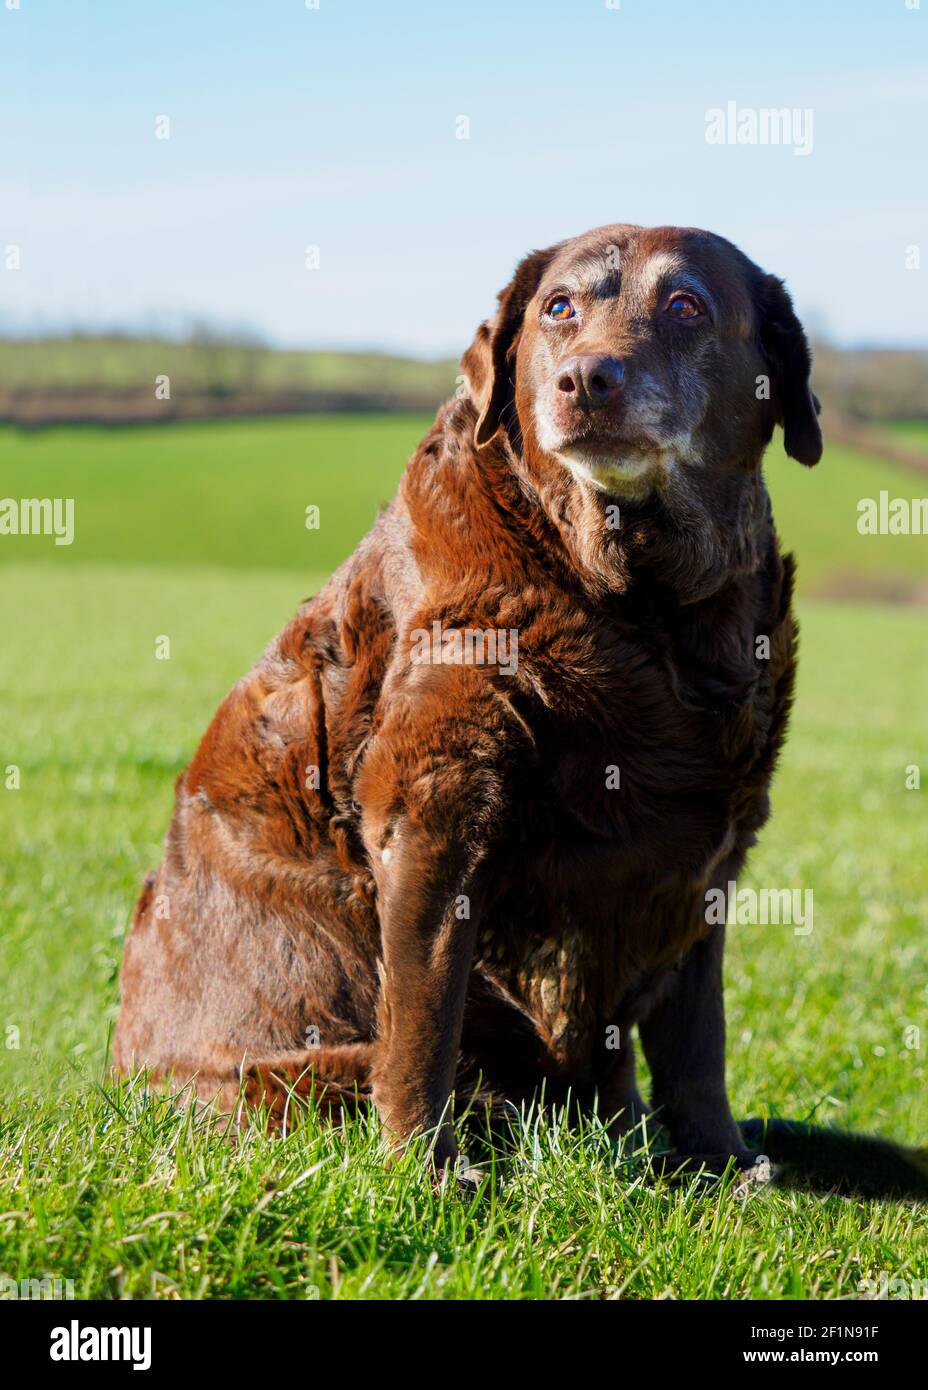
xmin=115 ymin=224 xmax=824 ymax=1174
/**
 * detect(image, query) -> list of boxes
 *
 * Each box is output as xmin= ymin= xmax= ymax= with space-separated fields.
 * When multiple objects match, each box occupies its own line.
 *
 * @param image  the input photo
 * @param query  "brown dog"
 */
xmin=114 ymin=223 xmax=822 ymax=1177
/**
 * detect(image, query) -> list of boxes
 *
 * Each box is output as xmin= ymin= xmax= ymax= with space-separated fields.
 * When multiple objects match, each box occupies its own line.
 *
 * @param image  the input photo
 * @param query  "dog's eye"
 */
xmin=666 ymin=293 xmax=704 ymax=321
xmin=547 ymin=297 xmax=576 ymax=321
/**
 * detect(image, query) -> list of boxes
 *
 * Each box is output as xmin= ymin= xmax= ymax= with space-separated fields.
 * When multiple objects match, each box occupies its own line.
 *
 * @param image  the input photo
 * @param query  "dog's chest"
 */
xmin=473 ymin=675 xmax=742 ymax=1065
xmin=520 ymin=653 xmax=737 ymax=859
xmin=474 ymin=918 xmax=595 ymax=1052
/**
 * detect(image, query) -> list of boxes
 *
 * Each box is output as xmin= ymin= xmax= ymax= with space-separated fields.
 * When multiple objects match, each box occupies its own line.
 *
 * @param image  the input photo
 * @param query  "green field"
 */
xmin=0 ymin=416 xmax=926 ymax=1299
xmin=886 ymin=419 xmax=928 ymax=453
xmin=2 ymin=417 xmax=927 ymax=592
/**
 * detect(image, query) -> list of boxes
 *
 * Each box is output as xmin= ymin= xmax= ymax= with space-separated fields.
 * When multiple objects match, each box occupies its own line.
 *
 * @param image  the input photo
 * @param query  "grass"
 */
xmin=2 ymin=416 xmax=927 ymax=592
xmin=885 ymin=419 xmax=928 ymax=453
xmin=0 ymin=416 xmax=926 ymax=1300
xmin=0 ymin=417 xmax=419 ymax=574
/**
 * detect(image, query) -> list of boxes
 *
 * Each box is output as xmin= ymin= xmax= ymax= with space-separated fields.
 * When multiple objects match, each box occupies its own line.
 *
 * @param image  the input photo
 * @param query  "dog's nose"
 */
xmin=556 ymin=355 xmax=625 ymax=410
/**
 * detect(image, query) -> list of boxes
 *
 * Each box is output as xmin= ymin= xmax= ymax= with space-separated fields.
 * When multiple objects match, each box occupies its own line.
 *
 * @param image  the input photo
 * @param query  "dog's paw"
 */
xmin=729 ymin=1153 xmax=773 ymax=1200
xmin=431 ymin=1153 xmax=489 ymax=1197
xmin=454 ymin=1163 xmax=489 ymax=1195
xmin=436 ymin=1162 xmax=489 ymax=1195
xmin=649 ymin=1149 xmax=773 ymax=1195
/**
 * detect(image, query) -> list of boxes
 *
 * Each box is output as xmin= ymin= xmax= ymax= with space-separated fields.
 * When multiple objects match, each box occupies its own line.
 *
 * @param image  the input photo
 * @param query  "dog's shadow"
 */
xmin=463 ymin=1098 xmax=928 ymax=1201
xmin=737 ymin=1117 xmax=928 ymax=1201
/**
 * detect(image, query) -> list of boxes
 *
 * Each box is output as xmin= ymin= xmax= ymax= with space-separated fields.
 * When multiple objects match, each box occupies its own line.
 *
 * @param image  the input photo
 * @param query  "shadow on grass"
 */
xmin=739 ymin=1117 xmax=928 ymax=1201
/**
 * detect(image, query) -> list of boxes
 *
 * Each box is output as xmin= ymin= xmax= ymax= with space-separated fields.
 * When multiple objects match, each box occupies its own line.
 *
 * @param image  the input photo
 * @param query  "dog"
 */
xmin=114 ymin=223 xmax=825 ymax=1181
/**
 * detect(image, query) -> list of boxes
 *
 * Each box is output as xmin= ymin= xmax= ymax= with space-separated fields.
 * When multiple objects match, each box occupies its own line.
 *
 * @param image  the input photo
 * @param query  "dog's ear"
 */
xmin=461 ymin=247 xmax=556 ymax=448
xmin=756 ymin=273 xmax=823 ymax=466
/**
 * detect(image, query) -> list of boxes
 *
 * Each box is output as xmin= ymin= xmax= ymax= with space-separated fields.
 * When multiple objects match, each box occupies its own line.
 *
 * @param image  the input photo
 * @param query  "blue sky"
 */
xmin=1 ymin=0 xmax=925 ymax=353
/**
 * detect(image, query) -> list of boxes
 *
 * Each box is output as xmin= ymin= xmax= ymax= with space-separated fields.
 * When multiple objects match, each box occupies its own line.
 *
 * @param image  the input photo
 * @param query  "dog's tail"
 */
xmin=237 ymin=1042 xmax=375 ymax=1128
xmin=115 ymin=1042 xmax=377 ymax=1129
xmin=741 ymin=1117 xmax=928 ymax=1200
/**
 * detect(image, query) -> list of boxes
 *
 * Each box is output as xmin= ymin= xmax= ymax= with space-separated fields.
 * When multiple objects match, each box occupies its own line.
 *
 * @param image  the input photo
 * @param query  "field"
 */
xmin=887 ymin=420 xmax=928 ymax=453
xmin=0 ymin=338 xmax=456 ymax=400
xmin=0 ymin=338 xmax=456 ymax=423
xmin=0 ymin=416 xmax=926 ymax=1300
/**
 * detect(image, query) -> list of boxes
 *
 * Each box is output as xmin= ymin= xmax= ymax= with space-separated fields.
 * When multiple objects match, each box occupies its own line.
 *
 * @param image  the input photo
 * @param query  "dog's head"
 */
xmin=462 ymin=225 xmax=822 ymax=506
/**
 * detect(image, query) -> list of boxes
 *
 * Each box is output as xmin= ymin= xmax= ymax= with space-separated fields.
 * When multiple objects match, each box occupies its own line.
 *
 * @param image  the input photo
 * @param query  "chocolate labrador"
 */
xmin=115 ymin=223 xmax=824 ymax=1179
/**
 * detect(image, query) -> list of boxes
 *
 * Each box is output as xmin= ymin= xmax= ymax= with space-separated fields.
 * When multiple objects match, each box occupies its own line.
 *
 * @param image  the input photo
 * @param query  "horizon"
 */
xmin=2 ymin=325 xmax=927 ymax=361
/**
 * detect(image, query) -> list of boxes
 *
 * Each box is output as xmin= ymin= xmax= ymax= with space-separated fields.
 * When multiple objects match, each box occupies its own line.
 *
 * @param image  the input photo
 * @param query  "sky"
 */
xmin=1 ymin=0 xmax=926 ymax=354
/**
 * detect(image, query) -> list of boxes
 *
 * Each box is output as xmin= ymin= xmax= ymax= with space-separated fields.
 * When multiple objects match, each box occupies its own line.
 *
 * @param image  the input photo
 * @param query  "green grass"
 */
xmin=0 ymin=417 xmax=420 ymax=574
xmin=2 ymin=416 xmax=927 ymax=593
xmin=885 ymin=419 xmax=928 ymax=452
xmin=0 ymin=416 xmax=926 ymax=1300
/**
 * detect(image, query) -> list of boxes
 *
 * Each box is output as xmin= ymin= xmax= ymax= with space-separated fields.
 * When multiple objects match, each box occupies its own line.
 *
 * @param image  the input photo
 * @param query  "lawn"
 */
xmin=0 ymin=416 xmax=926 ymax=1300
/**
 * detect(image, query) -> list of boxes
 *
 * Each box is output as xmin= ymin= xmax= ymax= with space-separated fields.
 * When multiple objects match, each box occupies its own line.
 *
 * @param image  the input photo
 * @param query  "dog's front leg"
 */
xmin=369 ymin=820 xmax=480 ymax=1174
xmin=637 ymin=921 xmax=753 ymax=1168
